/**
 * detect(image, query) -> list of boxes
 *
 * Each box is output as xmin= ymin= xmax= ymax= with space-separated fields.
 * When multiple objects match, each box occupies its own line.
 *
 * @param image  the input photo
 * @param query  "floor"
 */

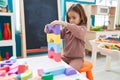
xmin=84 ymin=53 xmax=120 ymax=80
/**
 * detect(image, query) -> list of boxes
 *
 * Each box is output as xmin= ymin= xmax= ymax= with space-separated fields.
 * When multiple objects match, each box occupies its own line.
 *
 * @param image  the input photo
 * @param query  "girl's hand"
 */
xmin=50 ymin=20 xmax=58 ymax=27
xmin=50 ymin=20 xmax=68 ymax=27
xmin=44 ymin=25 xmax=48 ymax=33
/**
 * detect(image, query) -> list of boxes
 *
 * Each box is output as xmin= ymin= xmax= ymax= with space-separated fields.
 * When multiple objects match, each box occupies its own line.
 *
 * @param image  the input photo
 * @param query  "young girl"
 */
xmin=44 ymin=4 xmax=87 ymax=70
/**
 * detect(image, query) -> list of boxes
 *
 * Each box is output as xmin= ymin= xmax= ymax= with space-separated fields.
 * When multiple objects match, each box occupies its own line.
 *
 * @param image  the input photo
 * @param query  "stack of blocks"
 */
xmin=46 ymin=24 xmax=61 ymax=62
xmin=0 ymin=57 xmax=32 ymax=80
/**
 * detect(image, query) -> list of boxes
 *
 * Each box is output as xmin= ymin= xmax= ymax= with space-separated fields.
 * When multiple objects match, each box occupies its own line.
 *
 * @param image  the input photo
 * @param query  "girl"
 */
xmin=45 ymin=4 xmax=87 ymax=70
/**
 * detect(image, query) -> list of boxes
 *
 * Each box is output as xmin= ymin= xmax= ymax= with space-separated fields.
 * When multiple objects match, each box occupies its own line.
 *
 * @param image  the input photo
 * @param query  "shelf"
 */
xmin=0 ymin=40 xmax=15 ymax=47
xmin=0 ymin=12 xmax=13 ymax=16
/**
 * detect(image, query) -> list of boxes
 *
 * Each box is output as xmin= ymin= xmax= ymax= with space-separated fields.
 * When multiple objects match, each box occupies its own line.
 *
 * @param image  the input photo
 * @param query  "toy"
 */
xmin=46 ymin=24 xmax=61 ymax=62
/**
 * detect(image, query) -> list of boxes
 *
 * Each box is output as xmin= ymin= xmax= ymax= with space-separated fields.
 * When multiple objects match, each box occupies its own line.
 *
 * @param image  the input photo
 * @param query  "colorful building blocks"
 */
xmin=46 ymin=24 xmax=61 ymax=62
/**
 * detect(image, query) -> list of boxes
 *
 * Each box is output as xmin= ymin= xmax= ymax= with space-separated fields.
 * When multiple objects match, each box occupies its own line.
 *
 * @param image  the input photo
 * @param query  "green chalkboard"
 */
xmin=24 ymin=0 xmax=58 ymax=49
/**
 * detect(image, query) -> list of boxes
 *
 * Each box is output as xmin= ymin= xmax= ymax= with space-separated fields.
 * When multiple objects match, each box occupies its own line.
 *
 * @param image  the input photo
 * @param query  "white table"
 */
xmin=18 ymin=56 xmax=88 ymax=80
xmin=90 ymin=40 xmax=120 ymax=70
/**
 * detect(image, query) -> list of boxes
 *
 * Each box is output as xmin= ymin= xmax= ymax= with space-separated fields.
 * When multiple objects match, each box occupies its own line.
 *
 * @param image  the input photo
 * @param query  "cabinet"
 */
xmin=0 ymin=0 xmax=16 ymax=57
xmin=85 ymin=31 xmax=120 ymax=51
xmin=91 ymin=5 xmax=116 ymax=30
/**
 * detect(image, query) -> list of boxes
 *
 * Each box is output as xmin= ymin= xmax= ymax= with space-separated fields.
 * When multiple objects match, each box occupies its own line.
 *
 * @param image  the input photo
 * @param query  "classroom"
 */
xmin=0 ymin=0 xmax=120 ymax=80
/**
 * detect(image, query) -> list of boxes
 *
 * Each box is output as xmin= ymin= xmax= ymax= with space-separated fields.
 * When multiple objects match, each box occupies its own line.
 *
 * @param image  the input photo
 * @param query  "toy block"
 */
xmin=47 ymin=34 xmax=61 ymax=44
xmin=0 ymin=65 xmax=10 ymax=72
xmin=38 ymin=69 xmax=44 ymax=76
xmin=48 ymin=50 xmax=54 ymax=58
xmin=0 ymin=75 xmax=16 ymax=80
xmin=28 ymin=76 xmax=41 ymax=80
xmin=64 ymin=67 xmax=77 ymax=76
xmin=16 ymin=74 xmax=21 ymax=80
xmin=54 ymin=44 xmax=61 ymax=53
xmin=21 ymin=70 xmax=32 ymax=80
xmin=41 ymin=72 xmax=53 ymax=80
xmin=0 ymin=59 xmax=16 ymax=67
xmin=8 ymin=64 xmax=28 ymax=75
xmin=10 ymin=62 xmax=19 ymax=69
xmin=18 ymin=64 xmax=28 ymax=73
xmin=34 ymin=76 xmax=41 ymax=80
xmin=46 ymin=24 xmax=60 ymax=34
xmin=48 ymin=42 xmax=54 ymax=50
xmin=44 ymin=66 xmax=66 ymax=76
xmin=9 ymin=56 xmax=17 ymax=62
xmin=0 ymin=70 xmax=6 ymax=76
xmin=54 ymin=53 xmax=61 ymax=62
xmin=48 ymin=42 xmax=61 ymax=53
xmin=8 ymin=67 xmax=18 ymax=75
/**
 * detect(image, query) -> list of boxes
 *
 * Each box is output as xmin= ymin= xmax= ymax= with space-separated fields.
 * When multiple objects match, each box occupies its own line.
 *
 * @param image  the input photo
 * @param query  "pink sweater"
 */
xmin=61 ymin=24 xmax=87 ymax=58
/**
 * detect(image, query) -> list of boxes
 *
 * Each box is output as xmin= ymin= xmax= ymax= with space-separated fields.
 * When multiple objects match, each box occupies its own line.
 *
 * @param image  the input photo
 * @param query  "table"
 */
xmin=90 ymin=40 xmax=120 ymax=70
xmin=18 ymin=56 xmax=88 ymax=80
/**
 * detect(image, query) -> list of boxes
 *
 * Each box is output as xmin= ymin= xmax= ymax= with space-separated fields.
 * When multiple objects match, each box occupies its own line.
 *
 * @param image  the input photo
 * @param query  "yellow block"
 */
xmin=47 ymin=34 xmax=61 ymax=44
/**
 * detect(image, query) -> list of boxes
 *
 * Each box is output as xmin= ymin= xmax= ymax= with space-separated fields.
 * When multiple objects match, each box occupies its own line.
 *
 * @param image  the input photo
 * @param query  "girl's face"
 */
xmin=68 ymin=10 xmax=80 ymax=25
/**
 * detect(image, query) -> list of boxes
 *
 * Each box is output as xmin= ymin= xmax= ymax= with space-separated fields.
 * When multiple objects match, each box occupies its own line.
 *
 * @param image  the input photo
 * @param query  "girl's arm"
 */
xmin=67 ymin=24 xmax=87 ymax=41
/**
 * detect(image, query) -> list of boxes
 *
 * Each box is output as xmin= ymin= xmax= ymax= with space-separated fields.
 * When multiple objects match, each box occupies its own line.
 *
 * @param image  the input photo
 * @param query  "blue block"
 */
xmin=44 ymin=66 xmax=66 ymax=76
xmin=48 ymin=42 xmax=61 ymax=53
xmin=48 ymin=42 xmax=54 ymax=50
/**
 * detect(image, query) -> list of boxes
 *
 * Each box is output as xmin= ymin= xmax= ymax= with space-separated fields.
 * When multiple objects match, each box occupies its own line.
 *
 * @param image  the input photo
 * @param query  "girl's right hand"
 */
xmin=44 ymin=25 xmax=48 ymax=33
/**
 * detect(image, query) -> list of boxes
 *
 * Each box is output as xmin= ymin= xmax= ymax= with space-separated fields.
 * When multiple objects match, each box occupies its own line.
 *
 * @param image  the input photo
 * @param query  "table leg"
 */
xmin=105 ymin=55 xmax=111 ymax=71
xmin=91 ymin=46 xmax=98 ymax=69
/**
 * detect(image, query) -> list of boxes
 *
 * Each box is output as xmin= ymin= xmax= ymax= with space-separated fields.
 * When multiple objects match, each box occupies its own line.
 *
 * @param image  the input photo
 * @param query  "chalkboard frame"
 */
xmin=20 ymin=0 xmax=60 ymax=57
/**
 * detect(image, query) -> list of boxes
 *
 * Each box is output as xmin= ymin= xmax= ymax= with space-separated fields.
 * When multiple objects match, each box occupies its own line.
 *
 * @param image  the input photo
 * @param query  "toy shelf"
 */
xmin=0 ymin=12 xmax=13 ymax=16
xmin=0 ymin=0 xmax=16 ymax=58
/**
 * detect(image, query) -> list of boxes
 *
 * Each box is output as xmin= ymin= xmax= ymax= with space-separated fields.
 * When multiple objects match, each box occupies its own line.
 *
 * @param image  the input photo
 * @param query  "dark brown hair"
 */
xmin=66 ymin=4 xmax=87 ymax=26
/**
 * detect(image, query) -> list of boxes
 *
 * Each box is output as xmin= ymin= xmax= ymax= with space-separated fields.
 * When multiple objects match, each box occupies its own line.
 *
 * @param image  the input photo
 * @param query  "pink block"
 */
xmin=8 ymin=67 xmax=18 ymax=75
xmin=54 ymin=53 xmax=61 ymax=62
xmin=34 ymin=76 xmax=41 ymax=80
xmin=0 ymin=65 xmax=10 ymax=72
xmin=48 ymin=50 xmax=55 ymax=58
xmin=37 ymin=69 xmax=43 ymax=76
xmin=10 ymin=62 xmax=19 ymax=69
xmin=18 ymin=65 xmax=26 ymax=73
xmin=0 ymin=70 xmax=6 ymax=76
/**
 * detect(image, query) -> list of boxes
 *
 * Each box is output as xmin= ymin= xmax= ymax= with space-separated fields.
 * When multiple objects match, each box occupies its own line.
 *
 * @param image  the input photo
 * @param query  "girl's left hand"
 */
xmin=50 ymin=20 xmax=58 ymax=27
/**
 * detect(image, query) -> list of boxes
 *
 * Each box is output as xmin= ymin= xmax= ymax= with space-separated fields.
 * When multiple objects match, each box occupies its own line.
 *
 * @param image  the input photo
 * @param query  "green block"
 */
xmin=42 ymin=72 xmax=53 ymax=80
xmin=21 ymin=70 xmax=32 ymax=80
xmin=75 ymin=78 xmax=81 ymax=80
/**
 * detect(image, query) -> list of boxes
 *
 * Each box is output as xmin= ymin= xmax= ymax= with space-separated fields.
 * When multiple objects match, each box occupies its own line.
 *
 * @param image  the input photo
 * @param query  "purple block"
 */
xmin=8 ymin=67 xmax=18 ymax=75
xmin=0 ymin=59 xmax=16 ymax=67
xmin=46 ymin=24 xmax=60 ymax=34
xmin=64 ymin=67 xmax=77 ymax=76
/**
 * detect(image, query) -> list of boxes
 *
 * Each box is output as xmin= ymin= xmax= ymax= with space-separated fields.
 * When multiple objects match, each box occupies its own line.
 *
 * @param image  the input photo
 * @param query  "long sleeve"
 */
xmin=66 ymin=24 xmax=87 ymax=41
xmin=60 ymin=28 xmax=66 ymax=39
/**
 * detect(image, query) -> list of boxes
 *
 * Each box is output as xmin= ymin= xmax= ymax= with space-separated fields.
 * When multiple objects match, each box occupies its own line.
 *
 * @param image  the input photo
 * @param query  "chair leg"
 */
xmin=86 ymin=71 xmax=93 ymax=80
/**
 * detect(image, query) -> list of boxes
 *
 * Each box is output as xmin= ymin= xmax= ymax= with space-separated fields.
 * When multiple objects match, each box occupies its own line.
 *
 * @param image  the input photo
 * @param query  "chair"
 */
xmin=78 ymin=60 xmax=93 ymax=80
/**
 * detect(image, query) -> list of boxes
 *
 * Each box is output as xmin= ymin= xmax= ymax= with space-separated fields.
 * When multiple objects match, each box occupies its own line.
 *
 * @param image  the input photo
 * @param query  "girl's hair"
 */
xmin=66 ymin=4 xmax=87 ymax=26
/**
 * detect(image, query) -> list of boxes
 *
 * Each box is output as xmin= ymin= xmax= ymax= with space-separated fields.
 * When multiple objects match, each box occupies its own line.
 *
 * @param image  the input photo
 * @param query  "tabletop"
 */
xmin=17 ymin=55 xmax=88 ymax=80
